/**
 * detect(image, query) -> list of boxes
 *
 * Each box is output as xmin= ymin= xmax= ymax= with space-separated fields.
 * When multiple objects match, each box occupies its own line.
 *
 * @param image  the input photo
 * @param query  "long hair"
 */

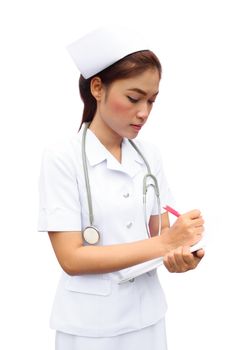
xmin=78 ymin=50 xmax=162 ymax=131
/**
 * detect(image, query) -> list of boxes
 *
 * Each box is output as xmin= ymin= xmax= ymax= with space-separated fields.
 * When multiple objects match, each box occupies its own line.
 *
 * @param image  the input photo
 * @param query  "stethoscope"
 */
xmin=81 ymin=122 xmax=162 ymax=245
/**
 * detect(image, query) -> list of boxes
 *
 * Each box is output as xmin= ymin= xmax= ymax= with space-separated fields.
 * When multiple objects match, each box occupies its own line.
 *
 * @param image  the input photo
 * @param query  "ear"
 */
xmin=90 ymin=77 xmax=104 ymax=101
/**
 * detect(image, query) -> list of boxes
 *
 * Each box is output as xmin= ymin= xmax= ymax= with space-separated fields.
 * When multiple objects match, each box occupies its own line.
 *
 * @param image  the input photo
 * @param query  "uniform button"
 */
xmin=123 ymin=193 xmax=130 ymax=198
xmin=126 ymin=222 xmax=133 ymax=229
xmin=129 ymin=278 xmax=135 ymax=283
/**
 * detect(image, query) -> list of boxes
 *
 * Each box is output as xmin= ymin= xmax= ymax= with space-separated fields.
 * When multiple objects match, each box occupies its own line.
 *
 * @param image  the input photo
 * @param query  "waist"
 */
xmin=50 ymin=269 xmax=167 ymax=337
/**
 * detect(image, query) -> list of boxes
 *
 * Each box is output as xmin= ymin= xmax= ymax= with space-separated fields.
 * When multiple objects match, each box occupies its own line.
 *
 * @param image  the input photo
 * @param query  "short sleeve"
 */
xmin=37 ymin=144 xmax=82 ymax=232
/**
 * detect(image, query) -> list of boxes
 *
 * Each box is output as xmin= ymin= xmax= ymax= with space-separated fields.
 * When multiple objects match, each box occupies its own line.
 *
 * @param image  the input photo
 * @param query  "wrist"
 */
xmin=159 ymin=227 xmax=175 ymax=256
xmin=156 ymin=229 xmax=172 ymax=256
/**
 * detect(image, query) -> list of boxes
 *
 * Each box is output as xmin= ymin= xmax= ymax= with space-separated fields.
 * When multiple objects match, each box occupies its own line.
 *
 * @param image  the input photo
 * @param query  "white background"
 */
xmin=0 ymin=0 xmax=248 ymax=349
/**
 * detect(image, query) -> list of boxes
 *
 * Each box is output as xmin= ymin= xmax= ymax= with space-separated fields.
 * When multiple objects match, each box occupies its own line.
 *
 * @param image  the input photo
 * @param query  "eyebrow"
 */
xmin=127 ymin=88 xmax=159 ymax=97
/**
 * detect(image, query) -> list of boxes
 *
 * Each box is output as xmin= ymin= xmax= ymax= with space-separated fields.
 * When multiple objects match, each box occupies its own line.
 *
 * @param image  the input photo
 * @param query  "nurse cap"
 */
xmin=67 ymin=26 xmax=149 ymax=79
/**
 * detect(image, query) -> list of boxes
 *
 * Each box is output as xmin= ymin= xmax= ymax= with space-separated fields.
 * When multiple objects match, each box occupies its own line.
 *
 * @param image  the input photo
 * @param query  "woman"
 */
xmin=38 ymin=26 xmax=204 ymax=350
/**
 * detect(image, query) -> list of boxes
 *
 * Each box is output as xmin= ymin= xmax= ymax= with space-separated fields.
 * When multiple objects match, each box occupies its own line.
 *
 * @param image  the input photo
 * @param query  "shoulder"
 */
xmin=134 ymin=137 xmax=159 ymax=151
xmin=131 ymin=137 xmax=164 ymax=173
xmin=40 ymin=132 xmax=81 ymax=173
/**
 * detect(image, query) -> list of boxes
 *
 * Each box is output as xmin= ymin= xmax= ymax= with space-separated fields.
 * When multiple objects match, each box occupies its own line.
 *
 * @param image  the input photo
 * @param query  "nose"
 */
xmin=136 ymin=102 xmax=150 ymax=120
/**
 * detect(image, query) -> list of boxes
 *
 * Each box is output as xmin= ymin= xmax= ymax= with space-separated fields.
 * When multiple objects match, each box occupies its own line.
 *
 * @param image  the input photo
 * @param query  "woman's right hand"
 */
xmin=160 ymin=209 xmax=204 ymax=252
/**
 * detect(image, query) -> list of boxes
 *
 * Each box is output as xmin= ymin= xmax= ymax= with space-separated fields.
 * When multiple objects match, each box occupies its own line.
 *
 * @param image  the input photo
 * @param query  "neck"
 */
xmin=89 ymin=118 xmax=122 ymax=149
xmin=89 ymin=118 xmax=123 ymax=162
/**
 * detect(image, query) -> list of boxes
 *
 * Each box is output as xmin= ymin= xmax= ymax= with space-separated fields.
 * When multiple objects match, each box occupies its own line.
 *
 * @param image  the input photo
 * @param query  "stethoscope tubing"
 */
xmin=81 ymin=122 xmax=161 ymax=244
xmin=82 ymin=122 xmax=94 ymax=226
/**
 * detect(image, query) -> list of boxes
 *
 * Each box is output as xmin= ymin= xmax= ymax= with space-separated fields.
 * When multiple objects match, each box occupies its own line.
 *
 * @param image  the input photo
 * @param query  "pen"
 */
xmin=164 ymin=205 xmax=204 ymax=253
xmin=163 ymin=205 xmax=180 ymax=217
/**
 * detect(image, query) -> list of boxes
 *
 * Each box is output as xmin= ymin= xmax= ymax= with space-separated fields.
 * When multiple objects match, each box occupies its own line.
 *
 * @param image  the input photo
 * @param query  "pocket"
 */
xmin=65 ymin=274 xmax=112 ymax=296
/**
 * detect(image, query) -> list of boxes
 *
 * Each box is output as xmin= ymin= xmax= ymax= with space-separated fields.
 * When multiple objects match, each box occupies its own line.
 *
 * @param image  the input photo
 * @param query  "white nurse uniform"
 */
xmin=38 ymin=125 xmax=173 ymax=349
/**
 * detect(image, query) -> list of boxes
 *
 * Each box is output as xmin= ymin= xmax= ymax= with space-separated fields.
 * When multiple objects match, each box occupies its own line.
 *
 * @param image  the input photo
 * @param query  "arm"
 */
xmin=48 ymin=210 xmax=204 ymax=276
xmin=49 ymin=231 xmax=166 ymax=276
xmin=149 ymin=212 xmax=170 ymax=237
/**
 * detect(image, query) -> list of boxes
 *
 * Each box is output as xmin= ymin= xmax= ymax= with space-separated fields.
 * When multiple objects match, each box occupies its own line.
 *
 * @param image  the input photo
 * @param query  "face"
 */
xmin=94 ymin=68 xmax=160 ymax=140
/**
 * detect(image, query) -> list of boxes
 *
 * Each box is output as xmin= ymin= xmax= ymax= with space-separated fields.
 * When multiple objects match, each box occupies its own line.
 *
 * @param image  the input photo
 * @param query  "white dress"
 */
xmin=38 ymin=125 xmax=173 ymax=349
xmin=55 ymin=318 xmax=167 ymax=350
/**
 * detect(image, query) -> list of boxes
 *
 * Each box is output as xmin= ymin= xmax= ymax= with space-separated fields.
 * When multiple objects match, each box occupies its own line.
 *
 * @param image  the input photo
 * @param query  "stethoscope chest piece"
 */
xmin=81 ymin=123 xmax=162 ymax=242
xmin=82 ymin=226 xmax=100 ymax=245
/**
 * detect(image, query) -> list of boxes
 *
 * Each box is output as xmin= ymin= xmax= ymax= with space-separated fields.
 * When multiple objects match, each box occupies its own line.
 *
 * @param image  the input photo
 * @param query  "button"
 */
xmin=126 ymin=222 xmax=133 ymax=229
xmin=129 ymin=278 xmax=135 ymax=283
xmin=123 ymin=193 xmax=130 ymax=198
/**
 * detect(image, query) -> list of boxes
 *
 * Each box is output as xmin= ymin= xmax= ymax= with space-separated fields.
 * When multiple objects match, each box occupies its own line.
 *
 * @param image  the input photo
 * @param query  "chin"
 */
xmin=122 ymin=131 xmax=137 ymax=140
xmin=128 ymin=133 xmax=138 ymax=140
xmin=119 ymin=127 xmax=139 ymax=140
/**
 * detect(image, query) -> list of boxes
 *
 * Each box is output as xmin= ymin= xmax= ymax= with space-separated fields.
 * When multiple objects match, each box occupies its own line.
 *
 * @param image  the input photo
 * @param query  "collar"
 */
xmin=77 ymin=125 xmax=145 ymax=177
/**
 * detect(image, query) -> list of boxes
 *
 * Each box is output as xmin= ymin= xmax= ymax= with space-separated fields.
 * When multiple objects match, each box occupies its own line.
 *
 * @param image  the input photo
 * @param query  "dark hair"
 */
xmin=78 ymin=50 xmax=162 ymax=131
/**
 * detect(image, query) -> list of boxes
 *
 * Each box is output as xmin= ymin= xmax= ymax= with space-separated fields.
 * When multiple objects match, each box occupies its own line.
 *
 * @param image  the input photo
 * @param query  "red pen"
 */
xmin=163 ymin=205 xmax=180 ymax=217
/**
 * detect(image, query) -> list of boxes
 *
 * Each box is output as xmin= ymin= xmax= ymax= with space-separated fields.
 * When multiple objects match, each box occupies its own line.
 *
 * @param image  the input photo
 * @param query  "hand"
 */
xmin=163 ymin=246 xmax=205 ymax=273
xmin=161 ymin=209 xmax=204 ymax=251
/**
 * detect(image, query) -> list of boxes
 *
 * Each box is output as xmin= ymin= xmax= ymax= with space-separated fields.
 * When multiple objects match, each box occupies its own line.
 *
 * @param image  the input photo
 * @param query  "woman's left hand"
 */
xmin=163 ymin=246 xmax=205 ymax=273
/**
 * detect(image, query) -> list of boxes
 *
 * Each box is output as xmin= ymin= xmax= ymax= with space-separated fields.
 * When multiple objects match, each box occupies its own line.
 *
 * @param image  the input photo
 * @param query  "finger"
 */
xmin=174 ymin=247 xmax=188 ymax=270
xmin=189 ymin=227 xmax=204 ymax=239
xmin=167 ymin=253 xmax=178 ymax=272
xmin=163 ymin=258 xmax=175 ymax=273
xmin=184 ymin=209 xmax=202 ymax=219
xmin=194 ymin=226 xmax=205 ymax=235
xmin=181 ymin=246 xmax=197 ymax=269
xmin=192 ymin=217 xmax=205 ymax=227
xmin=164 ymin=253 xmax=177 ymax=273
xmin=193 ymin=248 xmax=205 ymax=259
xmin=173 ymin=246 xmax=197 ymax=273
xmin=186 ymin=216 xmax=204 ymax=228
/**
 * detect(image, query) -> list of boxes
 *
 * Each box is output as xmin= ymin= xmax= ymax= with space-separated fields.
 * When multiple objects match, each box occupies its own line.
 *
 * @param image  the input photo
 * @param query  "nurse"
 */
xmin=38 ymin=26 xmax=205 ymax=350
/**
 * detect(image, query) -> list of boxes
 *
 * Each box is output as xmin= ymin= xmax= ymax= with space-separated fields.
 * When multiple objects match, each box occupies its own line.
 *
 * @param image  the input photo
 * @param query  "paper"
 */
xmin=189 ymin=238 xmax=206 ymax=253
xmin=117 ymin=239 xmax=206 ymax=284
xmin=118 ymin=257 xmax=163 ymax=284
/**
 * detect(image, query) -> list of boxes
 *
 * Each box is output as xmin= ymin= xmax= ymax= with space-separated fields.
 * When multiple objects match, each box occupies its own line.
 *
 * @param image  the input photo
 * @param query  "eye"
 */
xmin=148 ymin=99 xmax=156 ymax=105
xmin=127 ymin=96 xmax=139 ymax=103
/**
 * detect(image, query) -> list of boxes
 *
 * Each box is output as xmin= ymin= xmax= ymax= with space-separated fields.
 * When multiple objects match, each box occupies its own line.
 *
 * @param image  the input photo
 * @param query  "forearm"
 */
xmin=64 ymin=235 xmax=167 ymax=275
xmin=50 ymin=209 xmax=204 ymax=276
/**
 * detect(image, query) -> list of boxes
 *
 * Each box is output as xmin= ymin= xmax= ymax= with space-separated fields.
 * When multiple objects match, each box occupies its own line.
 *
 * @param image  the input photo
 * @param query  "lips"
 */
xmin=131 ymin=124 xmax=143 ymax=131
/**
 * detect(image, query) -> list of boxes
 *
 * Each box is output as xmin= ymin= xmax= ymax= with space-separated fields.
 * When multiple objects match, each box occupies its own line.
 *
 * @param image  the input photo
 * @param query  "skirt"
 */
xmin=55 ymin=318 xmax=167 ymax=350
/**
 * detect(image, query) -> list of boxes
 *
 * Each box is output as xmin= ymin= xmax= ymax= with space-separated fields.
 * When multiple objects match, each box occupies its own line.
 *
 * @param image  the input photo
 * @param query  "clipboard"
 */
xmin=117 ymin=239 xmax=205 ymax=284
xmin=118 ymin=257 xmax=163 ymax=284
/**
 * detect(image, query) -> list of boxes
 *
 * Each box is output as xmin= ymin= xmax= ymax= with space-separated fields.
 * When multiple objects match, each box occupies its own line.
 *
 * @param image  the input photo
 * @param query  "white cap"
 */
xmin=67 ymin=26 xmax=149 ymax=79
